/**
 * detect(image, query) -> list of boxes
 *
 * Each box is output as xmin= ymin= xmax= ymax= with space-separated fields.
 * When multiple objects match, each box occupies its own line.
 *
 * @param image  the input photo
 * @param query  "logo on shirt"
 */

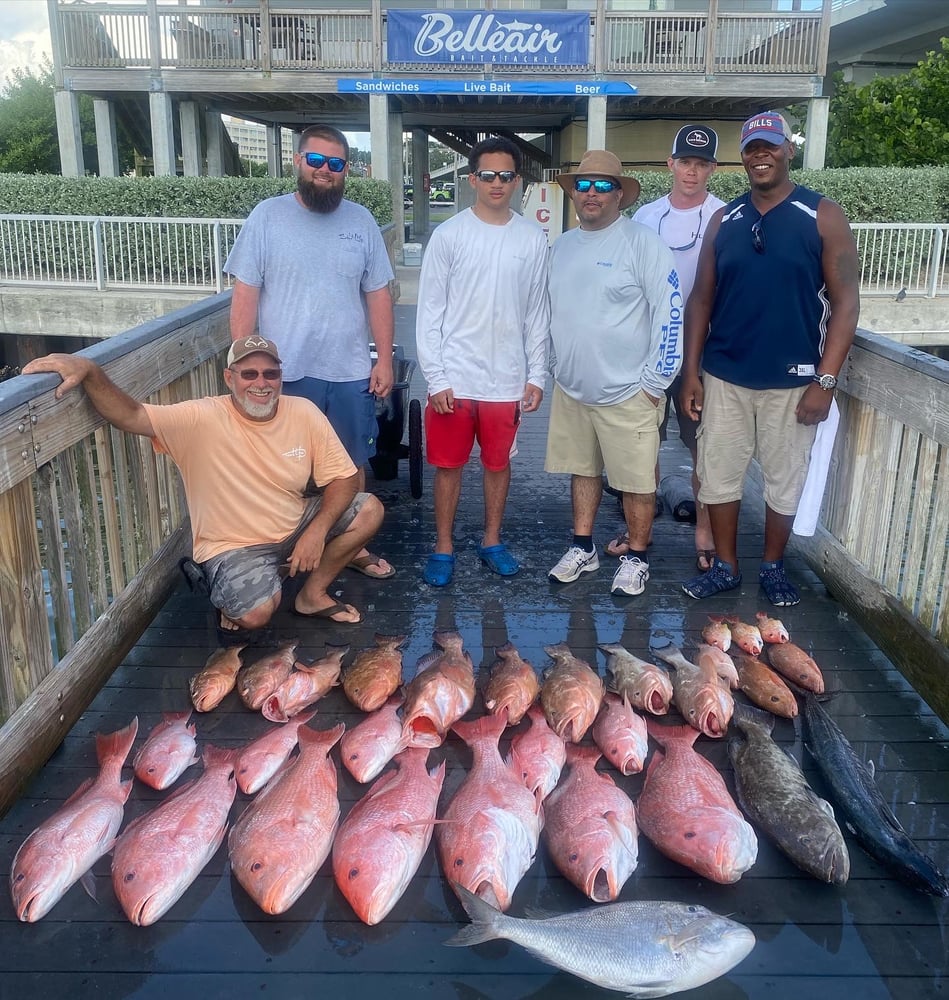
xmin=596 ymin=260 xmax=613 ymax=268
xmin=283 ymin=446 xmax=307 ymax=460
xmin=658 ymin=271 xmax=683 ymax=378
xmin=339 ymin=232 xmax=365 ymax=243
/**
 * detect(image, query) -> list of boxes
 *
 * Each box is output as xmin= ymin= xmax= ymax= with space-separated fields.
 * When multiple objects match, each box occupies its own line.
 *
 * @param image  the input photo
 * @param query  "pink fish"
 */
xmin=507 ymin=703 xmax=567 ymax=804
xmin=652 ymin=644 xmax=734 ymax=738
xmin=483 ymin=642 xmax=540 ymax=725
xmin=112 ymin=744 xmax=239 ymax=926
xmin=755 ymin=611 xmax=790 ymax=644
xmin=236 ymin=710 xmax=317 ymax=795
xmin=725 ymin=617 xmax=764 ymax=656
xmin=637 ymin=721 xmax=757 ymax=884
xmin=340 ymin=695 xmax=408 ymax=784
xmin=237 ymin=641 xmax=297 ymax=711
xmin=701 ymin=615 xmax=731 ymax=653
xmin=333 ymin=748 xmax=446 ymax=925
xmin=543 ymin=744 xmax=638 ymax=902
xmin=133 ymin=711 xmax=198 ymax=790
xmin=541 ymin=643 xmax=604 ymax=743
xmin=401 ymin=631 xmax=475 ymax=749
xmin=190 ymin=645 xmax=245 ymax=712
xmin=694 ymin=643 xmax=739 ymax=690
xmin=261 ymin=645 xmax=347 ymax=722
xmin=11 ymin=718 xmax=138 ymax=922
xmin=228 ymin=723 xmax=344 ymax=915
xmin=437 ymin=711 xmax=543 ymax=912
xmin=592 ymin=692 xmax=649 ymax=776
xmin=598 ymin=642 xmax=673 ymax=716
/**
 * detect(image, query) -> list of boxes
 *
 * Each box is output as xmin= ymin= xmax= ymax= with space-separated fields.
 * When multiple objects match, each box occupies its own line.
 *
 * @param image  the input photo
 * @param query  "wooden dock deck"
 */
xmin=1 ymin=310 xmax=946 ymax=1000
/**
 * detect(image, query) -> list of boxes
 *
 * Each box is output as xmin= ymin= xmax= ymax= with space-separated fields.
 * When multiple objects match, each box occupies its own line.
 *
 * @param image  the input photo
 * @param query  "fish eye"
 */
xmin=569 ymin=853 xmax=578 ymax=862
xmin=349 ymin=753 xmax=359 ymax=761
xmin=252 ymin=862 xmax=263 ymax=872
xmin=124 ymin=872 xmax=136 ymax=882
xmin=454 ymin=858 xmax=464 ymax=867
xmin=348 ymin=868 xmax=359 ymax=880
xmin=683 ymin=831 xmax=696 ymax=840
xmin=14 ymin=872 xmax=23 ymax=883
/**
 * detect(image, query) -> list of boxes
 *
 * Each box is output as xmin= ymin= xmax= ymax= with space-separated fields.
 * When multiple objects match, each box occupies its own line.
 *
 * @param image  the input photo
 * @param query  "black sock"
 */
xmin=628 ymin=549 xmax=648 ymax=562
xmin=573 ymin=535 xmax=594 ymax=553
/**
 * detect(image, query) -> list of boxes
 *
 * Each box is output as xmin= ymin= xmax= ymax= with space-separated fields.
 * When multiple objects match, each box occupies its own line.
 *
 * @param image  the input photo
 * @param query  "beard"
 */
xmin=233 ymin=392 xmax=279 ymax=420
xmin=297 ymin=175 xmax=345 ymax=213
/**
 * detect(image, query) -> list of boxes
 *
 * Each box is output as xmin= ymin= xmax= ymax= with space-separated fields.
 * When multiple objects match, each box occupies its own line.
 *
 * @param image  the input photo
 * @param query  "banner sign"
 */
xmin=386 ymin=10 xmax=590 ymax=66
xmin=338 ymin=79 xmax=636 ymax=97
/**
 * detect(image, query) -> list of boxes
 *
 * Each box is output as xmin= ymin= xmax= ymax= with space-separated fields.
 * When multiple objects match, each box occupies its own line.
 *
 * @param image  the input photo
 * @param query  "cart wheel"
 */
xmin=408 ymin=398 xmax=423 ymax=499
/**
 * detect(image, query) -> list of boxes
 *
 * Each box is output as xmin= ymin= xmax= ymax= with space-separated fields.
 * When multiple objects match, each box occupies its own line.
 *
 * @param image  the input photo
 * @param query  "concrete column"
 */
xmin=266 ymin=124 xmax=283 ymax=177
xmin=180 ymin=101 xmax=202 ymax=176
xmin=587 ymin=96 xmax=607 ymax=151
xmin=206 ymin=111 xmax=225 ymax=177
xmin=369 ymin=94 xmax=390 ymax=181
xmin=149 ymin=91 xmax=176 ymax=176
xmin=388 ymin=109 xmax=405 ymax=249
xmin=411 ymin=128 xmax=429 ymax=238
xmin=804 ymin=97 xmax=830 ymax=170
xmin=93 ymin=99 xmax=120 ymax=177
xmin=54 ymin=89 xmax=84 ymax=177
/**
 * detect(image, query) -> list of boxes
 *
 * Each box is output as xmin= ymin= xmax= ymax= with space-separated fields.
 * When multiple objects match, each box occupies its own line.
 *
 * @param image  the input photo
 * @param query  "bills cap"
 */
xmin=740 ymin=112 xmax=793 ymax=151
xmin=671 ymin=125 xmax=719 ymax=162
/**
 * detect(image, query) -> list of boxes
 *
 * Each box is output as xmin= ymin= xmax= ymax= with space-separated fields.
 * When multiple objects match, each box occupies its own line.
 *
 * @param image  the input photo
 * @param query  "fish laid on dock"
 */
xmin=802 ymin=693 xmax=949 ymax=896
xmin=592 ymin=692 xmax=649 ymax=775
xmin=725 ymin=617 xmax=763 ymax=656
xmin=340 ymin=695 xmax=408 ymax=784
xmin=333 ymin=747 xmax=445 ymax=925
xmin=11 ymin=718 xmax=138 ymax=923
xmin=694 ymin=642 xmax=739 ymax=690
xmin=236 ymin=709 xmax=317 ymax=795
xmin=701 ymin=615 xmax=731 ymax=653
xmin=652 ymin=643 xmax=733 ymax=738
xmin=541 ymin=643 xmax=604 ymax=743
xmin=342 ymin=633 xmax=407 ymax=712
xmin=237 ymin=641 xmax=298 ymax=711
xmin=189 ymin=645 xmax=246 ymax=712
xmin=261 ymin=645 xmax=347 ymax=722
xmin=731 ymin=653 xmax=798 ymax=718
xmin=133 ymin=711 xmax=198 ymax=790
xmin=507 ymin=703 xmax=567 ymax=804
xmin=112 ymin=743 xmax=239 ymax=926
xmin=543 ymin=744 xmax=638 ymax=902
xmin=444 ymin=884 xmax=756 ymax=997
xmin=755 ymin=611 xmax=790 ymax=644
xmin=728 ymin=701 xmax=849 ymax=885
xmin=401 ymin=630 xmax=475 ymax=748
xmin=598 ymin=642 xmax=673 ymax=716
xmin=764 ymin=642 xmax=825 ymax=694
xmin=483 ymin=641 xmax=540 ymax=725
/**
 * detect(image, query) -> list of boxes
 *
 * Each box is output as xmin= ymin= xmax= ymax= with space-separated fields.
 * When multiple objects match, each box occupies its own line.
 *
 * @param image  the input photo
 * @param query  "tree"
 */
xmin=825 ymin=38 xmax=949 ymax=167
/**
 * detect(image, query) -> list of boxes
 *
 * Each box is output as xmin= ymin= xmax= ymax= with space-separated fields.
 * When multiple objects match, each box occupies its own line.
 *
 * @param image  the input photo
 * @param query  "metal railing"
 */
xmin=2 ymin=215 xmax=946 ymax=298
xmin=56 ymin=2 xmax=829 ymax=77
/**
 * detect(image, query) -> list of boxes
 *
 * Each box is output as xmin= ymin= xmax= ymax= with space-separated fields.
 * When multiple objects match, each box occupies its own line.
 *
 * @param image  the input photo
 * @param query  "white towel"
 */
xmin=793 ymin=398 xmax=840 ymax=537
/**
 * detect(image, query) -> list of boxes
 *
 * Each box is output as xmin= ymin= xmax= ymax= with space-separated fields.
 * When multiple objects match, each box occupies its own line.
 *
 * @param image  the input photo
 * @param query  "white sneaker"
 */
xmin=548 ymin=546 xmax=599 ymax=583
xmin=611 ymin=556 xmax=649 ymax=596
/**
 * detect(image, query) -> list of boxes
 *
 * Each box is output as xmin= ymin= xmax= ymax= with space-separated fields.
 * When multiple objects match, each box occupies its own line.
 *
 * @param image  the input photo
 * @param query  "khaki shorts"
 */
xmin=696 ymin=374 xmax=817 ymax=516
xmin=545 ymin=383 xmax=663 ymax=494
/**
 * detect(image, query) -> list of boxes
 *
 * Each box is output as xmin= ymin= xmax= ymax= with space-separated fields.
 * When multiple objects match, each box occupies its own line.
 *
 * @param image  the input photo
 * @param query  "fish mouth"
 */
xmin=263 ymin=873 xmax=308 ymax=915
xmin=647 ymin=689 xmax=668 ymax=714
xmin=702 ymin=712 xmax=724 ymax=737
xmin=586 ymin=866 xmax=616 ymax=903
xmin=15 ymin=890 xmax=50 ymax=923
xmin=130 ymin=892 xmax=163 ymax=926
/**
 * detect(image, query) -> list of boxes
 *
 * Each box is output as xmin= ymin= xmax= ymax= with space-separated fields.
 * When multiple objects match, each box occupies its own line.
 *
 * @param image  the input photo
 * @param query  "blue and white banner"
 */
xmin=338 ymin=79 xmax=636 ymax=97
xmin=386 ymin=10 xmax=590 ymax=66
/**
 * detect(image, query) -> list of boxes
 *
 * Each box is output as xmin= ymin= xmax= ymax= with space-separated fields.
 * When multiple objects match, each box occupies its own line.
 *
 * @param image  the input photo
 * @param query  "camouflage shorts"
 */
xmin=201 ymin=492 xmax=368 ymax=620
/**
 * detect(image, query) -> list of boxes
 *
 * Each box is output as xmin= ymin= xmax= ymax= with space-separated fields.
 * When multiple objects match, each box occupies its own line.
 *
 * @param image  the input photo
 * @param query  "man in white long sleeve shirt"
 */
xmin=415 ymin=136 xmax=550 ymax=587
xmin=545 ymin=149 xmax=679 ymax=597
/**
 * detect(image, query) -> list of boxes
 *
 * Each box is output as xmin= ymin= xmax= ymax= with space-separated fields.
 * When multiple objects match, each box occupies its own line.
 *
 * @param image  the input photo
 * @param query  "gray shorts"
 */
xmin=201 ymin=492 xmax=368 ymax=620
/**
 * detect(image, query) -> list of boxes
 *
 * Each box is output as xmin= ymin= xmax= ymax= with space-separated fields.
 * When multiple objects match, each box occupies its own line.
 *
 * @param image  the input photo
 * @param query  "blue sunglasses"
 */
xmin=303 ymin=152 xmax=347 ymax=172
xmin=574 ymin=178 xmax=620 ymax=194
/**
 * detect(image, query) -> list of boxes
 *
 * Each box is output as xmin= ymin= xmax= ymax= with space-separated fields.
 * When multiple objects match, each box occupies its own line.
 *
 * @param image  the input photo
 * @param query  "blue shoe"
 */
xmin=681 ymin=557 xmax=742 ymax=599
xmin=759 ymin=560 xmax=800 ymax=606
xmin=477 ymin=544 xmax=520 ymax=577
xmin=423 ymin=553 xmax=455 ymax=587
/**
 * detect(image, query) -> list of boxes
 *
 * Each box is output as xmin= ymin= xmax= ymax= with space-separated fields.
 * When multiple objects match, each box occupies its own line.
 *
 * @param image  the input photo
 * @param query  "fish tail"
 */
xmin=596 ymin=642 xmax=623 ymax=655
xmin=542 ymin=642 xmax=570 ymax=659
xmin=644 ymin=717 xmax=698 ymax=747
xmin=443 ymin=884 xmax=505 ymax=947
xmin=433 ymin=629 xmax=464 ymax=652
xmin=202 ymin=744 xmax=241 ymax=771
xmin=375 ymin=633 xmax=408 ymax=648
xmin=298 ymin=721 xmax=346 ymax=751
xmin=732 ymin=699 xmax=775 ymax=733
xmin=96 ymin=717 xmax=139 ymax=767
xmin=452 ymin=709 xmax=508 ymax=745
xmin=565 ymin=743 xmax=601 ymax=766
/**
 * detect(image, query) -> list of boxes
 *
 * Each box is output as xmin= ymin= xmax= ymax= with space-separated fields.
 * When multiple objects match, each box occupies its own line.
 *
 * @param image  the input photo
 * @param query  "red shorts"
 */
xmin=424 ymin=398 xmax=520 ymax=471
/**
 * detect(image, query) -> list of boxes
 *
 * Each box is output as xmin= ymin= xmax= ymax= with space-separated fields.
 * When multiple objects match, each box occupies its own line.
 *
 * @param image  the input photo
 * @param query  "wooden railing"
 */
xmin=56 ymin=1 xmax=829 ymax=77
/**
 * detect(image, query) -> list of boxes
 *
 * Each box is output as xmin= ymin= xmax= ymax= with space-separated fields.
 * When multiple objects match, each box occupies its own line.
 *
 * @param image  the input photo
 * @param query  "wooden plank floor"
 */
xmin=1 ymin=311 xmax=947 ymax=1000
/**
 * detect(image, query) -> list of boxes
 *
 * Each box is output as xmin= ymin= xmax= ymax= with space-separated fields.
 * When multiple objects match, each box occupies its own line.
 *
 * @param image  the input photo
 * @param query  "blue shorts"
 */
xmin=283 ymin=377 xmax=378 ymax=466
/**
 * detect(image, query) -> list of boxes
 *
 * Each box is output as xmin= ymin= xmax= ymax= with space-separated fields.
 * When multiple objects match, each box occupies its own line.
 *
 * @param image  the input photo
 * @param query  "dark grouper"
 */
xmin=445 ymin=884 xmax=755 ymax=997
xmin=728 ymin=701 xmax=849 ymax=885
xmin=802 ymin=693 xmax=948 ymax=896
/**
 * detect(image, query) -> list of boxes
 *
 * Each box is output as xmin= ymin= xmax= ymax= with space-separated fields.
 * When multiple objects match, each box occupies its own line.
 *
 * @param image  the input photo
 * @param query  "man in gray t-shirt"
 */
xmin=225 ymin=124 xmax=397 ymax=582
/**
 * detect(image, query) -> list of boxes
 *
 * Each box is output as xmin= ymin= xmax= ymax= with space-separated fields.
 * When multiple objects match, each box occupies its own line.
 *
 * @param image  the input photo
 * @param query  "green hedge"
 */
xmin=627 ymin=166 xmax=949 ymax=223
xmin=0 ymin=174 xmax=393 ymax=225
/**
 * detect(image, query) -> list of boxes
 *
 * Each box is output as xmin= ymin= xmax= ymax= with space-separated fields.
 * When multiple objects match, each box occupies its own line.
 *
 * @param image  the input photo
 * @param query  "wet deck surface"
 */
xmin=1 ymin=306 xmax=947 ymax=999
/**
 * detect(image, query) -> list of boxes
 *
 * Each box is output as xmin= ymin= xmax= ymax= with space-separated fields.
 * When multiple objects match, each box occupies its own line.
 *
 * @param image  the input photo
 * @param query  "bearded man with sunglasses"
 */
xmin=225 ymin=124 xmax=396 ymax=584
xmin=416 ymin=136 xmax=550 ymax=587
xmin=678 ymin=112 xmax=859 ymax=606
xmin=23 ymin=336 xmax=384 ymax=635
xmin=545 ymin=150 xmax=678 ymax=598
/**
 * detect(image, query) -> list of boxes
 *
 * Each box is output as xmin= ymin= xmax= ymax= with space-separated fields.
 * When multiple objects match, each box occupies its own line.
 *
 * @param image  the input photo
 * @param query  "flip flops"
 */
xmin=291 ymin=601 xmax=363 ymax=624
xmin=696 ymin=549 xmax=716 ymax=573
xmin=346 ymin=553 xmax=396 ymax=579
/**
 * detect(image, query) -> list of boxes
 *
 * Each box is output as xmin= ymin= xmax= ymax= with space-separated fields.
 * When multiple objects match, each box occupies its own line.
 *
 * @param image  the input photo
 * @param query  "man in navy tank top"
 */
xmin=678 ymin=112 xmax=860 ymax=606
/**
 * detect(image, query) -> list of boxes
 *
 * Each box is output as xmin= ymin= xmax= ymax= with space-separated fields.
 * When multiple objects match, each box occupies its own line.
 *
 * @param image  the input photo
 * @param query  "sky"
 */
xmin=0 ymin=1 xmax=52 ymax=85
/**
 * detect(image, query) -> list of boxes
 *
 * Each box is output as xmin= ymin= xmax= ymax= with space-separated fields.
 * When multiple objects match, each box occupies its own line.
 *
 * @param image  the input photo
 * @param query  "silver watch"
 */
xmin=813 ymin=372 xmax=838 ymax=391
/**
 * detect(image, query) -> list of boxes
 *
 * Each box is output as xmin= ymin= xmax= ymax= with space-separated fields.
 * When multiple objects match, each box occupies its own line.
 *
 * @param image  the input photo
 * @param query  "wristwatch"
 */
xmin=813 ymin=372 xmax=838 ymax=391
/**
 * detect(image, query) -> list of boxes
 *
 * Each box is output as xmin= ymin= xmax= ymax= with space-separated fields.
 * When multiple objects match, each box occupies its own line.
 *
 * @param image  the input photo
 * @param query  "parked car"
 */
xmin=431 ymin=182 xmax=455 ymax=202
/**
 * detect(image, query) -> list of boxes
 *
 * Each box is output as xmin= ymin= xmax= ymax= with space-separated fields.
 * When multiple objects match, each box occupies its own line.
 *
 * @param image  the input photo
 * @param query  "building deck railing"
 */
xmin=55 ymin=2 xmax=829 ymax=78
xmin=2 ymin=215 xmax=945 ymax=298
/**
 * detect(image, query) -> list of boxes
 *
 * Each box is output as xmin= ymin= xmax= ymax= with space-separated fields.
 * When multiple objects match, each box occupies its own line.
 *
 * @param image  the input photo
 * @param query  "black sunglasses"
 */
xmin=230 ymin=366 xmax=282 ymax=381
xmin=574 ymin=178 xmax=620 ymax=194
xmin=751 ymin=219 xmax=765 ymax=254
xmin=658 ymin=205 xmax=703 ymax=252
xmin=303 ymin=152 xmax=347 ymax=172
xmin=473 ymin=170 xmax=517 ymax=183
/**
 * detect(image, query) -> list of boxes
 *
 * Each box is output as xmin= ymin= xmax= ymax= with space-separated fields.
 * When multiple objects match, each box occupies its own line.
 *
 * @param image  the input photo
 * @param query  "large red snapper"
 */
xmin=764 ymin=641 xmax=825 ymax=694
xmin=543 ymin=745 xmax=638 ymax=902
xmin=437 ymin=711 xmax=543 ymax=912
xmin=592 ymin=692 xmax=649 ymax=776
xmin=340 ymin=694 xmax=407 ymax=784
xmin=652 ymin=643 xmax=733 ymax=738
xmin=237 ymin=641 xmax=298 ymax=711
xmin=189 ymin=645 xmax=245 ymax=712
xmin=333 ymin=748 xmax=446 ymax=925
xmin=507 ymin=703 xmax=566 ymax=805
xmin=236 ymin=709 xmax=317 ymax=795
xmin=11 ymin=718 xmax=138 ymax=923
xmin=261 ymin=645 xmax=347 ymax=722
xmin=540 ymin=643 xmax=604 ymax=743
xmin=637 ymin=721 xmax=758 ymax=884
xmin=342 ymin=633 xmax=407 ymax=712
xmin=228 ymin=723 xmax=344 ymax=915
xmin=133 ymin=711 xmax=198 ymax=790
xmin=111 ymin=743 xmax=239 ymax=926
xmin=483 ymin=642 xmax=540 ymax=725
xmin=598 ymin=642 xmax=673 ymax=716
xmin=401 ymin=630 xmax=475 ymax=748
